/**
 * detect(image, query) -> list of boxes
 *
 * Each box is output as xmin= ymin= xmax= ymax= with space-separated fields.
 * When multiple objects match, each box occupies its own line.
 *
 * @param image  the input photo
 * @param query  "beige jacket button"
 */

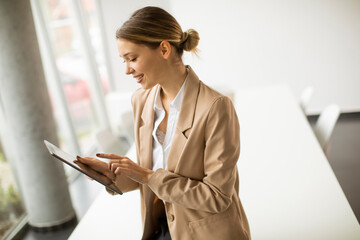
xmin=168 ymin=214 xmax=174 ymax=222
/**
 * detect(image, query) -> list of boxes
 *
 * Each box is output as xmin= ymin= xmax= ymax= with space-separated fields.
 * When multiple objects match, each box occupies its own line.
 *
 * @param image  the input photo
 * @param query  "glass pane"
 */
xmin=81 ymin=0 xmax=110 ymax=95
xmin=43 ymin=0 xmax=108 ymax=152
xmin=0 ymin=141 xmax=25 ymax=238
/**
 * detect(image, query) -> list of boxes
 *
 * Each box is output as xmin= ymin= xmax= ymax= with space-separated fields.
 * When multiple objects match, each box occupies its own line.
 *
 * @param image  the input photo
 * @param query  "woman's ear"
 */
xmin=159 ymin=41 xmax=172 ymax=59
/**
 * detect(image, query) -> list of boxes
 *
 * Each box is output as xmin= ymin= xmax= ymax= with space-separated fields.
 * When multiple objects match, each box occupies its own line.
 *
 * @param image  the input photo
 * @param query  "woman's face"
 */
xmin=117 ymin=38 xmax=166 ymax=89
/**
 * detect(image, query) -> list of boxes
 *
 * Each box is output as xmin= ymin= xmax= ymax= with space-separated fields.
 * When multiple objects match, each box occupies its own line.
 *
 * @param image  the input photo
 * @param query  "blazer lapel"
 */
xmin=167 ymin=66 xmax=200 ymax=171
xmin=138 ymin=86 xmax=158 ymax=234
xmin=139 ymin=85 xmax=158 ymax=170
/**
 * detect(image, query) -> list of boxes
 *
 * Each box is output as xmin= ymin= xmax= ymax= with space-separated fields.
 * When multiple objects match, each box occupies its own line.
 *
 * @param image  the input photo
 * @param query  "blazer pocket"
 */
xmin=188 ymin=209 xmax=247 ymax=240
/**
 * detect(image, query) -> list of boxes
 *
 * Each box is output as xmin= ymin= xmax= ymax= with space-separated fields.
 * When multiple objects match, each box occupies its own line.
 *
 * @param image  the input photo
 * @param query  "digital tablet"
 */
xmin=44 ymin=140 xmax=122 ymax=195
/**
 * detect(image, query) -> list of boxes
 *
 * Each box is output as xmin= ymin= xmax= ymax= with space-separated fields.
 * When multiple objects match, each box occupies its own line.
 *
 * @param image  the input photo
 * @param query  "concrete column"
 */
xmin=0 ymin=0 xmax=75 ymax=228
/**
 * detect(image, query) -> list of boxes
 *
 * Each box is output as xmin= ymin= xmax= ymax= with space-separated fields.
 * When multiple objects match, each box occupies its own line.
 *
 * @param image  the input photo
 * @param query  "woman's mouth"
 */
xmin=134 ymin=74 xmax=144 ymax=84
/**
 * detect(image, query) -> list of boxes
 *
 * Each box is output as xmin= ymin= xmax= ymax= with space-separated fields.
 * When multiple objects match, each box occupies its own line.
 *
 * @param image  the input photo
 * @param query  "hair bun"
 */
xmin=180 ymin=32 xmax=189 ymax=43
xmin=182 ymin=29 xmax=199 ymax=52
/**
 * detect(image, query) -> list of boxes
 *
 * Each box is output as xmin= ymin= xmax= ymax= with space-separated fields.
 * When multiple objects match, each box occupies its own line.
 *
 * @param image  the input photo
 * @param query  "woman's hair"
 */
xmin=116 ymin=6 xmax=199 ymax=56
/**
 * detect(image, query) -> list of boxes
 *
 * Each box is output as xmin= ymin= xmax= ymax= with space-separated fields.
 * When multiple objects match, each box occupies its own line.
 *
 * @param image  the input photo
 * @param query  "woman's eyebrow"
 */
xmin=122 ymin=52 xmax=133 ymax=58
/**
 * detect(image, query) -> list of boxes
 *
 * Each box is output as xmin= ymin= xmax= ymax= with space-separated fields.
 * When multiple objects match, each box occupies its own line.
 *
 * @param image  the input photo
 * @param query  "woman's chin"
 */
xmin=141 ymin=82 xmax=156 ymax=90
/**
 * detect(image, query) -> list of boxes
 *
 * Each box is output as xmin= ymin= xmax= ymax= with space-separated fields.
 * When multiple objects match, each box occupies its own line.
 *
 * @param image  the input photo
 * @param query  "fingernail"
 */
xmin=96 ymin=153 xmax=101 ymax=157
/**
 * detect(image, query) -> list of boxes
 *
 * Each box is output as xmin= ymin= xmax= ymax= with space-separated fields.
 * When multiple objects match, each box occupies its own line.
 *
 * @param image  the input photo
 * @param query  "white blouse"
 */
xmin=151 ymin=75 xmax=188 ymax=171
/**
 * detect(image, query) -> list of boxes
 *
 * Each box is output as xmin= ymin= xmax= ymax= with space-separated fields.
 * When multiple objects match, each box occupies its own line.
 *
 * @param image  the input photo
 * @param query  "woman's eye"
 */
xmin=122 ymin=57 xmax=137 ymax=63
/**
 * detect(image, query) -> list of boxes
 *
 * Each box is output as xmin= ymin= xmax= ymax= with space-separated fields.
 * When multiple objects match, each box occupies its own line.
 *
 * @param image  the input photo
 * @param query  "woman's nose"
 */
xmin=125 ymin=64 xmax=134 ymax=75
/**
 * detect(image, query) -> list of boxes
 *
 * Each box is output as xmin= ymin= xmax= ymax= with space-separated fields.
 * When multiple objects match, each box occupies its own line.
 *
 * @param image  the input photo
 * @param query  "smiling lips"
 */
xmin=134 ymin=74 xmax=144 ymax=83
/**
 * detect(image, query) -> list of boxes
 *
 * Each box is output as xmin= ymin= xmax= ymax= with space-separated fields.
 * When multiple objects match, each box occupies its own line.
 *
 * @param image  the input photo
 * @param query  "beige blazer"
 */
xmin=113 ymin=66 xmax=250 ymax=240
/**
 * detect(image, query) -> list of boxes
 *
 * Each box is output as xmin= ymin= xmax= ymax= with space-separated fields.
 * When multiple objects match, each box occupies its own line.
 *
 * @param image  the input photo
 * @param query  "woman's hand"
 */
xmin=74 ymin=156 xmax=116 ymax=185
xmin=96 ymin=153 xmax=154 ymax=185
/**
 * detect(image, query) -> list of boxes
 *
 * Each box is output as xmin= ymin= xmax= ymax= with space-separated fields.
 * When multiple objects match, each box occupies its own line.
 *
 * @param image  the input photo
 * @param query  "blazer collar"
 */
xmin=176 ymin=65 xmax=200 ymax=132
xmin=166 ymin=66 xmax=200 ymax=171
xmin=141 ymin=85 xmax=159 ymax=125
xmin=140 ymin=65 xmax=200 ymax=132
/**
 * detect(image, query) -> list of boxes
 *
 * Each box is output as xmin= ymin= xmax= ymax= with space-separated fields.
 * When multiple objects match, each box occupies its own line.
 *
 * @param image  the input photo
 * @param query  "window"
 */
xmin=0 ymin=139 xmax=25 ymax=239
xmin=0 ymin=0 xmax=112 ymax=237
xmin=43 ymin=0 xmax=110 ymax=153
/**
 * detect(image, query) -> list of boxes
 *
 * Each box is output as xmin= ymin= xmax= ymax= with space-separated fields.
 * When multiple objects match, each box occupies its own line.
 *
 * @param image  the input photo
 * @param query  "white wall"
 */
xmin=102 ymin=0 xmax=360 ymax=114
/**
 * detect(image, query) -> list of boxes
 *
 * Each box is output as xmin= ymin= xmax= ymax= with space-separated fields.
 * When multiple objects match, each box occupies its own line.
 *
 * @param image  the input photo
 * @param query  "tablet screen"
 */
xmin=44 ymin=140 xmax=122 ymax=195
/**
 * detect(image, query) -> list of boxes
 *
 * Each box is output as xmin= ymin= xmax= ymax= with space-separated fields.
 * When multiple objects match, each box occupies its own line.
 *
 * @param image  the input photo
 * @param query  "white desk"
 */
xmin=68 ymin=190 xmax=142 ymax=239
xmin=69 ymin=85 xmax=360 ymax=240
xmin=68 ymin=144 xmax=142 ymax=240
xmin=236 ymin=85 xmax=360 ymax=239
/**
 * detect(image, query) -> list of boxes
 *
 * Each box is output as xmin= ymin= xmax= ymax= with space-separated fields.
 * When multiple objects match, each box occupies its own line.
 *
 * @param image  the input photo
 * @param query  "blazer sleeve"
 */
xmin=147 ymin=96 xmax=240 ymax=213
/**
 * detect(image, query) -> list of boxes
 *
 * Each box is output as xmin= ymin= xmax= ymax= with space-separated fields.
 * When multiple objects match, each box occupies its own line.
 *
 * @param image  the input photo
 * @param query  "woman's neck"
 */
xmin=159 ymin=63 xmax=187 ymax=103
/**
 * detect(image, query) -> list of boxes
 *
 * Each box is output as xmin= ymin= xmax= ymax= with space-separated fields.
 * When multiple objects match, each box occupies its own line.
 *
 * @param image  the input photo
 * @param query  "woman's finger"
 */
xmin=108 ymin=159 xmax=120 ymax=170
xmin=76 ymin=156 xmax=95 ymax=164
xmin=115 ymin=167 xmax=126 ymax=175
xmin=77 ymin=156 xmax=113 ymax=178
xmin=74 ymin=160 xmax=94 ymax=181
xmin=110 ymin=163 xmax=117 ymax=172
xmin=74 ymin=160 xmax=112 ymax=185
xmin=97 ymin=153 xmax=126 ymax=159
xmin=110 ymin=163 xmax=123 ymax=173
xmin=75 ymin=156 xmax=116 ymax=179
xmin=76 ymin=156 xmax=104 ymax=170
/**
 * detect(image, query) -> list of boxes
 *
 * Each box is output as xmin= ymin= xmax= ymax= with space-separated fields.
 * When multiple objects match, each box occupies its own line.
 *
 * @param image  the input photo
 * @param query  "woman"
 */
xmin=75 ymin=6 xmax=250 ymax=240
